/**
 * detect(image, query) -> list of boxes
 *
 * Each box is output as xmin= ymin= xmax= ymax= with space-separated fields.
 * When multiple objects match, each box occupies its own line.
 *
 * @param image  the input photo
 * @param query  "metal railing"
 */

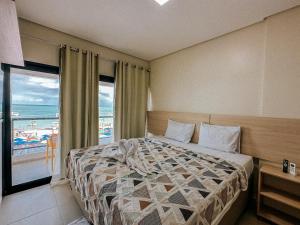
xmin=12 ymin=116 xmax=59 ymax=121
xmin=12 ymin=117 xmax=59 ymax=151
xmin=12 ymin=115 xmax=114 ymax=120
xmin=12 ymin=116 xmax=114 ymax=152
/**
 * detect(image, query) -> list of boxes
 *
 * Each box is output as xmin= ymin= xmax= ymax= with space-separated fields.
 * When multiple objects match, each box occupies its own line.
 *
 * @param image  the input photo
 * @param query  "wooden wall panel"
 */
xmin=147 ymin=111 xmax=300 ymax=166
xmin=147 ymin=111 xmax=210 ymax=144
xmin=210 ymin=115 xmax=300 ymax=166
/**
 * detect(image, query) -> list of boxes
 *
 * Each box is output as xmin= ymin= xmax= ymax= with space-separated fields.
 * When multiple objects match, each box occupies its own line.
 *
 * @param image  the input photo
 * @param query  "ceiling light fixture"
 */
xmin=154 ymin=0 xmax=170 ymax=6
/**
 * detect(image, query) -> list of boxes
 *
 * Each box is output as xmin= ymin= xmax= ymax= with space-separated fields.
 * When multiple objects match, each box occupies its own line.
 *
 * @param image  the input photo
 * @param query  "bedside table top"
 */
xmin=260 ymin=165 xmax=300 ymax=184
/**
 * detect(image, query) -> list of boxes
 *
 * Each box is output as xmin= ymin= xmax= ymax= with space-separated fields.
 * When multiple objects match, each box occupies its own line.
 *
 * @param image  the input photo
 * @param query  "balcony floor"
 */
xmin=12 ymin=158 xmax=52 ymax=185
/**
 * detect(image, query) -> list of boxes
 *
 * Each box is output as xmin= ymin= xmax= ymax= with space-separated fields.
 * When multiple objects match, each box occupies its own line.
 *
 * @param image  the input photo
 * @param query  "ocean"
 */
xmin=12 ymin=104 xmax=113 ymax=129
xmin=12 ymin=104 xmax=59 ymax=118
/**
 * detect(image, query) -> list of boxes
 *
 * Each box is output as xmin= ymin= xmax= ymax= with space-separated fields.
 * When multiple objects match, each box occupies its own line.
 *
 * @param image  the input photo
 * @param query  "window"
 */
xmin=99 ymin=75 xmax=115 ymax=144
xmin=0 ymin=69 xmax=3 ymax=118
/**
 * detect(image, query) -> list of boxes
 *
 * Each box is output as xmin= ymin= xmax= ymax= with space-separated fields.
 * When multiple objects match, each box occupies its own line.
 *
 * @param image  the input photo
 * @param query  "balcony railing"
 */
xmin=98 ymin=115 xmax=114 ymax=144
xmin=12 ymin=116 xmax=114 ymax=155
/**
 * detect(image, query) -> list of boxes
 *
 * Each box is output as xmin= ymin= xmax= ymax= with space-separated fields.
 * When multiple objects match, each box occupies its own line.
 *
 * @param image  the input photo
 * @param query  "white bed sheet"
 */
xmin=154 ymin=136 xmax=254 ymax=178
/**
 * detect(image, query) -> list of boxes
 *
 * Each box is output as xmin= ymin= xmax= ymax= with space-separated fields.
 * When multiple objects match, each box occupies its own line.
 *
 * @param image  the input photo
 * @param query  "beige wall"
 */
xmin=19 ymin=19 xmax=149 ymax=77
xmin=150 ymin=7 xmax=300 ymax=118
xmin=262 ymin=8 xmax=300 ymax=118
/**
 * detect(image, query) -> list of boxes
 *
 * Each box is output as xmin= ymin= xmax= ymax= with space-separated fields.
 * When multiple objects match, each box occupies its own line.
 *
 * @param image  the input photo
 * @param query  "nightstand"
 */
xmin=257 ymin=164 xmax=300 ymax=224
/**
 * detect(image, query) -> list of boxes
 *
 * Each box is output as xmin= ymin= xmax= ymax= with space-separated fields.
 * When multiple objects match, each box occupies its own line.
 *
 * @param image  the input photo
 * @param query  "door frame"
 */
xmin=1 ymin=61 xmax=59 ymax=195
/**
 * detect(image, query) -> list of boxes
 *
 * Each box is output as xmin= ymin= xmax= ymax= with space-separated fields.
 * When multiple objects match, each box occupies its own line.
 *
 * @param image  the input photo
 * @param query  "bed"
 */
xmin=66 ymin=136 xmax=253 ymax=225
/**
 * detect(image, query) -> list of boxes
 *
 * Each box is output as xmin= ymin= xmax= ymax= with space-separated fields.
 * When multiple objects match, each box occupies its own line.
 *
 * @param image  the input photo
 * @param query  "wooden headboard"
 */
xmin=147 ymin=111 xmax=300 ymax=166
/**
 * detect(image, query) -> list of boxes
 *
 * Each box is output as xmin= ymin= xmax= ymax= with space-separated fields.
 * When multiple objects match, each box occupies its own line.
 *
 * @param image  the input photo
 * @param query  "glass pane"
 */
xmin=11 ymin=68 xmax=59 ymax=185
xmin=99 ymin=81 xmax=114 ymax=144
xmin=0 ymin=69 xmax=3 ymax=118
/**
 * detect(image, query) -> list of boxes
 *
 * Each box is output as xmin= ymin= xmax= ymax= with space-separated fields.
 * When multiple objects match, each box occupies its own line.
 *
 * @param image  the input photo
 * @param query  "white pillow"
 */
xmin=199 ymin=123 xmax=241 ymax=153
xmin=165 ymin=119 xmax=195 ymax=143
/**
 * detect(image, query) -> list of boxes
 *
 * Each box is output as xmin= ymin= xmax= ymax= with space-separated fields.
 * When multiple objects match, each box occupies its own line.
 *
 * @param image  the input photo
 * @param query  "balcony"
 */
xmin=12 ymin=116 xmax=113 ymax=185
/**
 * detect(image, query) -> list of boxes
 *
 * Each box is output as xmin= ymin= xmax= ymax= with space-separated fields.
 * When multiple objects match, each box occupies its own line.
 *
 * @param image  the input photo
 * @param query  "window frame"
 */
xmin=98 ymin=74 xmax=115 ymax=145
xmin=99 ymin=74 xmax=115 ymax=83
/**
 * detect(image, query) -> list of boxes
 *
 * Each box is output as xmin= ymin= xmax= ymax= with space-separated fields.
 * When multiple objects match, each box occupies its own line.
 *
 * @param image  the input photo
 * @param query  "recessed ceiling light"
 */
xmin=154 ymin=0 xmax=170 ymax=6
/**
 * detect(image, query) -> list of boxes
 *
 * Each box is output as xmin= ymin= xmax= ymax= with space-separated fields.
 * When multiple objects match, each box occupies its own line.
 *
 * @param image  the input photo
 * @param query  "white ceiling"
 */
xmin=16 ymin=0 xmax=300 ymax=61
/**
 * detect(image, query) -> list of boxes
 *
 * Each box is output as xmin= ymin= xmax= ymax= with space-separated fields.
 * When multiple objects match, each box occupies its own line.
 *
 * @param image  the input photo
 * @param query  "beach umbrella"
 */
xmin=14 ymin=137 xmax=27 ymax=145
xmin=41 ymin=134 xmax=50 ymax=141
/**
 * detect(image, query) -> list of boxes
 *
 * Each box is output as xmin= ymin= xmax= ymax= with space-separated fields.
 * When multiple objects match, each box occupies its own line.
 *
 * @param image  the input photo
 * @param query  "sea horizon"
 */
xmin=11 ymin=104 xmax=113 ymax=130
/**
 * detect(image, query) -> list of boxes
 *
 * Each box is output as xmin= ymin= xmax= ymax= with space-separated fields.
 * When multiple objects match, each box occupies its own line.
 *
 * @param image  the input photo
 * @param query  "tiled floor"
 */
xmin=0 ymin=184 xmax=270 ymax=225
xmin=0 ymin=184 xmax=83 ymax=225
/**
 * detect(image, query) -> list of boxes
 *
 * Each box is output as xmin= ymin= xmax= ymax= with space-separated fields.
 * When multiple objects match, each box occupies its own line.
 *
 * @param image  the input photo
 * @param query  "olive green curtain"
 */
xmin=114 ymin=61 xmax=149 ymax=140
xmin=59 ymin=46 xmax=99 ymax=177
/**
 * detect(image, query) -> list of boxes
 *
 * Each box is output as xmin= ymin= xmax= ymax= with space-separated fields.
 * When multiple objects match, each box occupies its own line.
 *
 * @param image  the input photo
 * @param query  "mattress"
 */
xmin=67 ymin=137 xmax=250 ymax=225
xmin=154 ymin=136 xmax=254 ymax=179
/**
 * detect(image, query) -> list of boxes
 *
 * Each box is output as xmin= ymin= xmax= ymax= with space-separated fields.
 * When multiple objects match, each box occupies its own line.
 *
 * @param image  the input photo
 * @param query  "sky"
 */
xmin=10 ymin=73 xmax=114 ymax=109
xmin=11 ymin=73 xmax=59 ymax=105
xmin=99 ymin=84 xmax=114 ymax=110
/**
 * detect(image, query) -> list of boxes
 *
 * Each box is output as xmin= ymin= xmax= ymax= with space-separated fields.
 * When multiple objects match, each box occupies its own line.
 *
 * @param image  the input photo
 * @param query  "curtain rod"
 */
xmin=60 ymin=44 xmax=101 ymax=57
xmin=61 ymin=46 xmax=150 ymax=72
xmin=124 ymin=63 xmax=150 ymax=72
xmin=21 ymin=33 xmax=150 ymax=72
xmin=21 ymin=33 xmax=115 ymax=62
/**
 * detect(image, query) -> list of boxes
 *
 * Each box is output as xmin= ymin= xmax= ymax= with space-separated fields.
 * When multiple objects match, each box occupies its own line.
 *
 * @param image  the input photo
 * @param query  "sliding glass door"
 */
xmin=0 ymin=67 xmax=3 ymax=199
xmin=2 ymin=61 xmax=60 ymax=195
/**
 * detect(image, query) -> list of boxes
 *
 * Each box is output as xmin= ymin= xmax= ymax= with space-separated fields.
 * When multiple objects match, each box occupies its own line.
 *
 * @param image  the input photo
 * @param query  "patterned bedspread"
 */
xmin=66 ymin=138 xmax=248 ymax=225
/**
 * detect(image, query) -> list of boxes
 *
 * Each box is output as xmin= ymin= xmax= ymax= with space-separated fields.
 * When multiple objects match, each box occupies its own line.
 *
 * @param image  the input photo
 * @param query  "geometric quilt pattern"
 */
xmin=66 ymin=138 xmax=248 ymax=225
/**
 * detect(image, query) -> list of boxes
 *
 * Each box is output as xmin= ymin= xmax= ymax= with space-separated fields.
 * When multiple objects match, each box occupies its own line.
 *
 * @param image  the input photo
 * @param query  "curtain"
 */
xmin=114 ymin=61 xmax=149 ymax=140
xmin=59 ymin=46 xmax=99 ymax=178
